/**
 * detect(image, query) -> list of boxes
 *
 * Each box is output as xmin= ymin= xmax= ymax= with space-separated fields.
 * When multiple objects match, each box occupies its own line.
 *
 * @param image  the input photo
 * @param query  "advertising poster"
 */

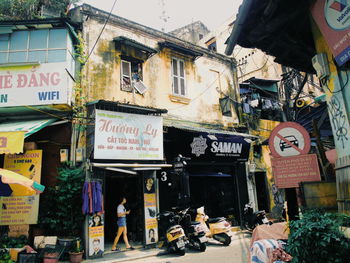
xmin=94 ymin=109 xmax=163 ymax=160
xmin=272 ymin=154 xmax=321 ymax=188
xmin=143 ymin=174 xmax=158 ymax=245
xmin=88 ymin=213 xmax=104 ymax=258
xmin=311 ymin=0 xmax=350 ymax=66
xmin=0 ymin=150 xmax=42 ymax=225
xmin=0 ymin=196 xmax=39 ymax=225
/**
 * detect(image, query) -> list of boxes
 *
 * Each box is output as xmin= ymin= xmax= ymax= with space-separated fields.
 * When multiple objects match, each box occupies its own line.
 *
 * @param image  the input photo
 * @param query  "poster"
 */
xmin=143 ymin=174 xmax=158 ymax=245
xmin=0 ymin=150 xmax=42 ymax=225
xmin=0 ymin=196 xmax=39 ymax=225
xmin=272 ymin=154 xmax=321 ymax=188
xmin=94 ymin=109 xmax=163 ymax=160
xmin=4 ymin=150 xmax=42 ymax=196
xmin=88 ymin=213 xmax=104 ymax=258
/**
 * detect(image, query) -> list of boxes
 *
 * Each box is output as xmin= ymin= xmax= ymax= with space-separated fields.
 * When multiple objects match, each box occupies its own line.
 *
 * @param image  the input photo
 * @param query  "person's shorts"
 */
xmin=117 ymin=217 xmax=126 ymax=227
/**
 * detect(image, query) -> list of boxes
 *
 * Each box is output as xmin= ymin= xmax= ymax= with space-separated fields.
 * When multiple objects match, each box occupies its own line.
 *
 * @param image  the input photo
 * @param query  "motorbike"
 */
xmin=176 ymin=207 xmax=207 ymax=252
xmin=243 ymin=203 xmax=270 ymax=231
xmin=195 ymin=206 xmax=232 ymax=246
xmin=157 ymin=211 xmax=187 ymax=256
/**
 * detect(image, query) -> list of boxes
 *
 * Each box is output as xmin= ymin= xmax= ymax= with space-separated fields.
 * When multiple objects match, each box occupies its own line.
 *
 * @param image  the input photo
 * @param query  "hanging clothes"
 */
xmin=243 ymin=103 xmax=251 ymax=113
xmin=92 ymin=181 xmax=103 ymax=213
xmin=82 ymin=181 xmax=104 ymax=215
xmin=249 ymin=99 xmax=259 ymax=108
xmin=82 ymin=182 xmax=90 ymax=214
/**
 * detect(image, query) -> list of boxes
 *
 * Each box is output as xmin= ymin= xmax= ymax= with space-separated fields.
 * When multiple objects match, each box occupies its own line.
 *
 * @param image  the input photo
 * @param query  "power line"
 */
xmin=84 ymin=0 xmax=118 ymax=64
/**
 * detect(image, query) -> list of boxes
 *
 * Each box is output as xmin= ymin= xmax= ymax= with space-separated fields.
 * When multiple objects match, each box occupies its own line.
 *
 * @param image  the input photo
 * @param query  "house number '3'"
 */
xmin=161 ymin=171 xmax=167 ymax=182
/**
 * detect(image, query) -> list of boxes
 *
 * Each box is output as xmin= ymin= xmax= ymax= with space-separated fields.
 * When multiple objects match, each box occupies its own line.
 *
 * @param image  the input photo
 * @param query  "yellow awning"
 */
xmin=0 ymin=119 xmax=56 ymax=154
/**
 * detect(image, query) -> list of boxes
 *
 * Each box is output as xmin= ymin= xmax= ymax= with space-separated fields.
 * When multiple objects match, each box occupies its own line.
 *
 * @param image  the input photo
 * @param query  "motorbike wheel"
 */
xmin=199 ymin=242 xmax=206 ymax=252
xmin=178 ymin=248 xmax=186 ymax=256
xmin=244 ymin=221 xmax=255 ymax=231
xmin=214 ymin=233 xmax=231 ymax=246
xmin=222 ymin=234 xmax=231 ymax=246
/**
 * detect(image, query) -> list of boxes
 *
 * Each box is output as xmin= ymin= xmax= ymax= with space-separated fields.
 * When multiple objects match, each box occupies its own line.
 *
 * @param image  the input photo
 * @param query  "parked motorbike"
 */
xmin=195 ymin=206 xmax=232 ymax=246
xmin=243 ymin=203 xmax=270 ymax=231
xmin=157 ymin=211 xmax=187 ymax=256
xmin=176 ymin=207 xmax=207 ymax=252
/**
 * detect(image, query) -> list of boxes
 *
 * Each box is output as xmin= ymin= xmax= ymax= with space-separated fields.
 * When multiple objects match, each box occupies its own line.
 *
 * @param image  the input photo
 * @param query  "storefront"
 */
xmin=161 ymin=124 xmax=256 ymax=225
xmin=85 ymin=101 xmax=169 ymax=257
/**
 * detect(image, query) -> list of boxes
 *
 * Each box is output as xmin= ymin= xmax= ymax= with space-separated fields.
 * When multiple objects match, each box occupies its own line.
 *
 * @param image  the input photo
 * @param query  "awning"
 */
xmin=240 ymin=77 xmax=279 ymax=93
xmin=0 ymin=119 xmax=56 ymax=154
xmin=158 ymin=41 xmax=203 ymax=59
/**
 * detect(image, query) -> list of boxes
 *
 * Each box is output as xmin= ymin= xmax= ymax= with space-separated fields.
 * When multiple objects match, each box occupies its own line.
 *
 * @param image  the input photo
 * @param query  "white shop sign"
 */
xmin=94 ymin=109 xmax=163 ymax=160
xmin=0 ymin=62 xmax=70 ymax=107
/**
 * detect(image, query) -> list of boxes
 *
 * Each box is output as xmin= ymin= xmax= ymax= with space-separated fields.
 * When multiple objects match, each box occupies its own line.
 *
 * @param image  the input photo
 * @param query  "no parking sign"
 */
xmin=269 ymin=122 xmax=311 ymax=158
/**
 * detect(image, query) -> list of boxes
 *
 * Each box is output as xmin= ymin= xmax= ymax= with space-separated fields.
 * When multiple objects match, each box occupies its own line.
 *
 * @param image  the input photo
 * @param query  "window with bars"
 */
xmin=0 ymin=29 xmax=68 ymax=64
xmin=171 ymin=57 xmax=186 ymax=96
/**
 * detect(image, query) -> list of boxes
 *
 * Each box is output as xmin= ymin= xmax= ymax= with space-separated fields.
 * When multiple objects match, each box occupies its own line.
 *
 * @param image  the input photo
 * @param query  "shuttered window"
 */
xmin=171 ymin=58 xmax=186 ymax=96
xmin=121 ymin=60 xmax=132 ymax=92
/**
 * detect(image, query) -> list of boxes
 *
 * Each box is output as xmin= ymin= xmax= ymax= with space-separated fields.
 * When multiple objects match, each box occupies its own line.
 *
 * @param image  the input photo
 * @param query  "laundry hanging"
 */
xmin=82 ymin=181 xmax=104 ymax=214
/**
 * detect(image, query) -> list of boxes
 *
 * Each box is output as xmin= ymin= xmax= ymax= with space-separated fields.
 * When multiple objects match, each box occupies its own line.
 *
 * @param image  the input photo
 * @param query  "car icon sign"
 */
xmin=279 ymin=135 xmax=299 ymax=151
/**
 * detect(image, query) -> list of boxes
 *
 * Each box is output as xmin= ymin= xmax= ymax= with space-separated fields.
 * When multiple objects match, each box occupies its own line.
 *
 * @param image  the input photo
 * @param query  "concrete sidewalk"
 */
xmin=84 ymin=231 xmax=251 ymax=263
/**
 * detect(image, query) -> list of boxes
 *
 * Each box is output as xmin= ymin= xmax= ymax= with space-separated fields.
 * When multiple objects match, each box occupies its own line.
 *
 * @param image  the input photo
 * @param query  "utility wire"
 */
xmin=84 ymin=0 xmax=118 ymax=64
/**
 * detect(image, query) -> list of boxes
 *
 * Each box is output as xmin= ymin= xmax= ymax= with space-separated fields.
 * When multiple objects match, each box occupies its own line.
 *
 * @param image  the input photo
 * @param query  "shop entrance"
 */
xmin=104 ymin=172 xmax=144 ymax=247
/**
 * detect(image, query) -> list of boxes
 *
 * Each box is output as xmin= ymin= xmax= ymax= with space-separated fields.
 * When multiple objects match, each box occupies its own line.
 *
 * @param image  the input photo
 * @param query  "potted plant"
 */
xmin=68 ymin=239 xmax=84 ymax=263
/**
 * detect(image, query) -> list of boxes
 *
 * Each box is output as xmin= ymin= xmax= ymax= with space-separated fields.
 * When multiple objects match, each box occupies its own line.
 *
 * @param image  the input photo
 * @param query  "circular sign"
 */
xmin=325 ymin=0 xmax=350 ymax=31
xmin=269 ymin=122 xmax=311 ymax=158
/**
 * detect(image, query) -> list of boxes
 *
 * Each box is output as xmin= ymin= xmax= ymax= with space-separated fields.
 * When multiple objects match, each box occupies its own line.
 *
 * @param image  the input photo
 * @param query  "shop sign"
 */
xmin=0 ymin=196 xmax=39 ymax=225
xmin=143 ymin=174 xmax=158 ymax=245
xmin=269 ymin=122 xmax=310 ymax=158
xmin=186 ymin=133 xmax=250 ymax=162
xmin=311 ymin=0 xmax=350 ymax=66
xmin=0 ymin=62 xmax=70 ymax=107
xmin=271 ymin=154 xmax=321 ymax=188
xmin=94 ymin=109 xmax=163 ymax=160
xmin=0 ymin=131 xmax=25 ymax=154
xmin=88 ymin=213 xmax=104 ymax=258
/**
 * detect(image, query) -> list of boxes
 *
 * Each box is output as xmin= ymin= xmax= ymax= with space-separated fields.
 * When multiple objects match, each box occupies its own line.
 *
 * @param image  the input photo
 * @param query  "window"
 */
xmin=0 ymin=29 xmax=68 ymax=64
xmin=205 ymin=37 xmax=217 ymax=52
xmin=121 ymin=59 xmax=146 ymax=93
xmin=171 ymin=58 xmax=186 ymax=96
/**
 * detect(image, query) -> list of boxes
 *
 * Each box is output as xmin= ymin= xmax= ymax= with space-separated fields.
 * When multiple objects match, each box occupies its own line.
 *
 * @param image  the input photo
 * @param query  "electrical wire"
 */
xmin=84 ymin=0 xmax=118 ymax=64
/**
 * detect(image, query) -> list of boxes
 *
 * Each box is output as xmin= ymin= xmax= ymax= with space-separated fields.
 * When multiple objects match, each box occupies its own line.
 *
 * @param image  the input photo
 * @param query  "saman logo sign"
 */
xmin=325 ymin=0 xmax=350 ymax=30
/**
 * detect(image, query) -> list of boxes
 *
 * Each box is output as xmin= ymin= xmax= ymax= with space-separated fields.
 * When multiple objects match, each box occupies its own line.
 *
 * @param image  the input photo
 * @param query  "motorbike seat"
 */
xmin=167 ymin=225 xmax=182 ymax=232
xmin=208 ymin=217 xmax=225 ymax=223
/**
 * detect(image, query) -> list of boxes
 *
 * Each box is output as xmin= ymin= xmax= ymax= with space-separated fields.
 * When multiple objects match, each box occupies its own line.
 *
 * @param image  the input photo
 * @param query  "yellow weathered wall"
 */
xmin=83 ymin=19 xmax=239 ymax=128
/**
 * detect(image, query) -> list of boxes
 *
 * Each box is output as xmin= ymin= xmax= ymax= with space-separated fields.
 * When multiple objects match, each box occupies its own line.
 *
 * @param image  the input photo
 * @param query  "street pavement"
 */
xmin=87 ymin=231 xmax=251 ymax=263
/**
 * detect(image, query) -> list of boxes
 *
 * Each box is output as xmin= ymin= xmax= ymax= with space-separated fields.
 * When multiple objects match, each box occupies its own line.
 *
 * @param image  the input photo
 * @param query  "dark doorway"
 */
xmin=254 ymin=172 xmax=270 ymax=212
xmin=104 ymin=172 xmax=144 ymax=243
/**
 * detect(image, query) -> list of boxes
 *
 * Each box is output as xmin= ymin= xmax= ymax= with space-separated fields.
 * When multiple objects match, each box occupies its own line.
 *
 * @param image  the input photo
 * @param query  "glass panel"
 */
xmin=179 ymin=61 xmax=184 ymax=77
xmin=180 ymin=79 xmax=185 ymax=96
xmin=9 ymin=51 xmax=26 ymax=62
xmin=29 ymin=30 xmax=48 ymax=50
xmin=0 ymin=53 xmax=8 ymax=63
xmin=49 ymin=29 xmax=67 ymax=49
xmin=10 ymin=31 xmax=28 ymax=50
xmin=0 ymin=34 xmax=9 ymax=51
xmin=48 ymin=49 xmax=66 ymax=62
xmin=28 ymin=50 xmax=46 ymax=63
xmin=173 ymin=76 xmax=179 ymax=94
xmin=122 ymin=61 xmax=131 ymax=77
xmin=172 ymin=59 xmax=178 ymax=76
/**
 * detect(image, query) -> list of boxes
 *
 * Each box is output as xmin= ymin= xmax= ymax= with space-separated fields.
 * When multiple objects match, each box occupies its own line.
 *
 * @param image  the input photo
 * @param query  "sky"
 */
xmin=82 ymin=0 xmax=243 ymax=32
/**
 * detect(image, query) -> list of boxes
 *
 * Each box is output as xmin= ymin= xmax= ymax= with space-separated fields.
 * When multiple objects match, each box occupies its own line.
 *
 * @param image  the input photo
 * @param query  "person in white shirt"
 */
xmin=111 ymin=197 xmax=134 ymax=251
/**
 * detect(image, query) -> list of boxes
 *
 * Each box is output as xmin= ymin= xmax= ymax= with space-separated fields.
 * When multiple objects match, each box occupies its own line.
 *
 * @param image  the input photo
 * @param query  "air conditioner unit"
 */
xmin=312 ymin=53 xmax=330 ymax=80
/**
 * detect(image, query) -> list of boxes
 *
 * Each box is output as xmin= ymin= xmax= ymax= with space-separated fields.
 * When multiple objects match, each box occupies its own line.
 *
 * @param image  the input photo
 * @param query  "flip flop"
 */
xmin=111 ymin=247 xmax=120 ymax=252
xmin=126 ymin=246 xmax=135 ymax=250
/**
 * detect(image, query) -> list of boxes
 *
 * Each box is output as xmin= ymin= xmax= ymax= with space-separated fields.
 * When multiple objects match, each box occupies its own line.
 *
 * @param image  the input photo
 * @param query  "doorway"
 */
xmin=254 ymin=172 xmax=270 ymax=212
xmin=104 ymin=172 xmax=144 ymax=246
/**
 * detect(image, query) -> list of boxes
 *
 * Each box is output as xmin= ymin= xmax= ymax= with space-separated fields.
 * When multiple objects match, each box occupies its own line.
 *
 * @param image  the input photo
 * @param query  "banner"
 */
xmin=0 ymin=196 xmax=39 ymax=225
xmin=88 ymin=213 xmax=104 ymax=258
xmin=0 ymin=62 xmax=70 ymax=107
xmin=94 ymin=109 xmax=163 ymax=160
xmin=143 ymin=173 xmax=158 ymax=245
xmin=0 ymin=131 xmax=25 ymax=154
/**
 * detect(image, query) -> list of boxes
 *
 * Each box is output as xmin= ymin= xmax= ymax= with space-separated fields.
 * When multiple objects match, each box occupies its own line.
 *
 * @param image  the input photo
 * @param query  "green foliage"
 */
xmin=39 ymin=163 xmax=84 ymax=237
xmin=0 ymin=235 xmax=28 ymax=249
xmin=0 ymin=249 xmax=13 ymax=263
xmin=0 ymin=0 xmax=79 ymax=20
xmin=287 ymin=210 xmax=350 ymax=263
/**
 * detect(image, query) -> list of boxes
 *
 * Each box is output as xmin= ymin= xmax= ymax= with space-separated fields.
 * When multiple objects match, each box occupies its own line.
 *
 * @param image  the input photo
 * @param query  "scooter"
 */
xmin=157 ymin=211 xmax=187 ymax=256
xmin=195 ymin=206 xmax=232 ymax=246
xmin=177 ymin=208 xmax=207 ymax=252
xmin=243 ymin=203 xmax=270 ymax=231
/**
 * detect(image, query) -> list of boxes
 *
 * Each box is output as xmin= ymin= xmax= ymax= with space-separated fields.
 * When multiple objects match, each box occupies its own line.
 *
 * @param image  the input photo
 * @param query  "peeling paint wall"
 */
xmin=82 ymin=18 xmax=238 ymax=127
